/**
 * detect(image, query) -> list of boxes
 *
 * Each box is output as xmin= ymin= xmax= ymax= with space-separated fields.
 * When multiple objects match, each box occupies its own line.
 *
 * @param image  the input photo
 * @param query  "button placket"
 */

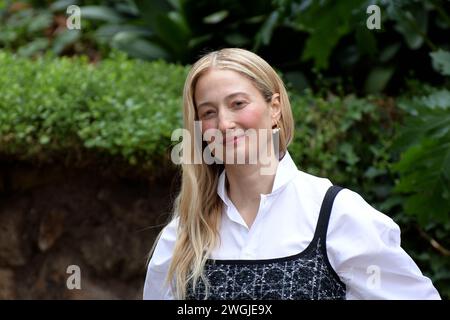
xmin=241 ymin=227 xmax=255 ymax=259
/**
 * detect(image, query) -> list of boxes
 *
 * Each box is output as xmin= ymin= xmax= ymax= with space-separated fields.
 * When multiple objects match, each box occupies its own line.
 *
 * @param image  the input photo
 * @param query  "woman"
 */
xmin=143 ymin=48 xmax=440 ymax=300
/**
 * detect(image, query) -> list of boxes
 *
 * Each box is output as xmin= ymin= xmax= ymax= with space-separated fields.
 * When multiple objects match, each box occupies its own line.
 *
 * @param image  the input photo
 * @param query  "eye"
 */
xmin=233 ymin=100 xmax=247 ymax=108
xmin=200 ymin=110 xmax=216 ymax=119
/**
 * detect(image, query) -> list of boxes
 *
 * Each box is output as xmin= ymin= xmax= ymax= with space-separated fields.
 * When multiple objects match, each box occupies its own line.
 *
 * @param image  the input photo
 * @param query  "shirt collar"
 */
xmin=217 ymin=150 xmax=299 ymax=207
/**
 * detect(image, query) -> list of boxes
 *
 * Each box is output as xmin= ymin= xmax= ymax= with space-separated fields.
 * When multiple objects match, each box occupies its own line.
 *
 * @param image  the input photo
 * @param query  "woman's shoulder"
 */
xmin=328 ymin=187 xmax=401 ymax=253
xmin=144 ymin=217 xmax=178 ymax=299
xmin=293 ymin=169 xmax=399 ymax=236
xmin=148 ymin=217 xmax=179 ymax=272
xmin=333 ymin=187 xmax=398 ymax=230
xmin=294 ymin=169 xmax=333 ymax=200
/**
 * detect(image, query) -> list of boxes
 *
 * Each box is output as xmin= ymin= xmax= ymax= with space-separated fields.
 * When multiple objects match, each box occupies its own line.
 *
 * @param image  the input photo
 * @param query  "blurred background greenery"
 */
xmin=0 ymin=0 xmax=449 ymax=299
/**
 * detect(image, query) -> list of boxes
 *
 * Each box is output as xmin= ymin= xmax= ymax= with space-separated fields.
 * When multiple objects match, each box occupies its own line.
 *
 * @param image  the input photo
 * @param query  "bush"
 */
xmin=289 ymin=90 xmax=395 ymax=198
xmin=390 ymin=86 xmax=450 ymax=299
xmin=0 ymin=50 xmax=188 ymax=170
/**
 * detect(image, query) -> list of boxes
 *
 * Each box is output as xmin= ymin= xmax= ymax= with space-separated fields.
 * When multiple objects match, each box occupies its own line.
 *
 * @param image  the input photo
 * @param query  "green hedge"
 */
xmin=0 ymin=50 xmax=187 ymax=169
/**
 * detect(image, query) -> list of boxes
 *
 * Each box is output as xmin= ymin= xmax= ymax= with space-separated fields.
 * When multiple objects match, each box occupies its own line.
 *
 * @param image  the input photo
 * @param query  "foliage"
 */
xmin=431 ymin=49 xmax=450 ymax=76
xmin=0 ymin=0 xmax=109 ymax=59
xmin=69 ymin=0 xmax=450 ymax=94
xmin=2 ymin=0 xmax=449 ymax=94
xmin=266 ymin=0 xmax=450 ymax=94
xmin=393 ymin=88 xmax=450 ymax=225
xmin=288 ymin=90 xmax=395 ymax=200
xmin=0 ymin=50 xmax=188 ymax=169
xmin=389 ymin=51 xmax=450 ymax=298
xmin=71 ymin=0 xmax=273 ymax=63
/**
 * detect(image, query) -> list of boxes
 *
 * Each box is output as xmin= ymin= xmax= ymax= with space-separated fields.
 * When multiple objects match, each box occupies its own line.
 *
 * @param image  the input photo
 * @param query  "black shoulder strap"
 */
xmin=314 ymin=185 xmax=344 ymax=245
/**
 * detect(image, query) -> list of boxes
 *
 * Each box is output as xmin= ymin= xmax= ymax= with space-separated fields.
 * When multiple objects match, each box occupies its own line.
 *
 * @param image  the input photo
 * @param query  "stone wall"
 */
xmin=0 ymin=161 xmax=177 ymax=299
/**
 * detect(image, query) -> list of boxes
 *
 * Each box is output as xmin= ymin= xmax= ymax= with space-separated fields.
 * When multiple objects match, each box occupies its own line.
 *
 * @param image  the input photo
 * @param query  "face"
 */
xmin=194 ymin=68 xmax=280 ymax=164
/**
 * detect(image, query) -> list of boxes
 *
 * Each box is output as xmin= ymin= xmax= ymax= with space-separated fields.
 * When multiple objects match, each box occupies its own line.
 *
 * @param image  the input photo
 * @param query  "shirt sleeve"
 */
xmin=143 ymin=218 xmax=178 ymax=300
xmin=327 ymin=188 xmax=441 ymax=300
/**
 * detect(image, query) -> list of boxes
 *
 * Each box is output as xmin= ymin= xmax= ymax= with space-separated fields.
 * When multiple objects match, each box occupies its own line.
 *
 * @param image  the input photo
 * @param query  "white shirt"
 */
xmin=144 ymin=151 xmax=441 ymax=300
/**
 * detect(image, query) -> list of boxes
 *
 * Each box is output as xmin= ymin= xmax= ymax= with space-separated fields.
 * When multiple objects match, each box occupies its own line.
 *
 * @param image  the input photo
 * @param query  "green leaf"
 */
xmin=80 ymin=6 xmax=125 ymax=23
xmin=393 ymin=133 xmax=450 ymax=225
xmin=188 ymin=34 xmax=212 ymax=48
xmin=379 ymin=43 xmax=401 ymax=63
xmin=17 ymin=38 xmax=49 ymax=57
xmin=299 ymin=0 xmax=367 ymax=69
xmin=95 ymin=24 xmax=153 ymax=42
xmin=364 ymin=67 xmax=394 ymax=94
xmin=355 ymin=27 xmax=377 ymax=57
xmin=257 ymin=11 xmax=279 ymax=46
xmin=134 ymin=0 xmax=172 ymax=30
xmin=50 ymin=0 xmax=79 ymax=12
xmin=203 ymin=10 xmax=229 ymax=24
xmin=39 ymin=135 xmax=50 ymax=145
xmin=27 ymin=12 xmax=53 ymax=33
xmin=302 ymin=27 xmax=344 ymax=70
xmin=154 ymin=14 xmax=189 ymax=56
xmin=112 ymin=32 xmax=169 ymax=60
xmin=284 ymin=71 xmax=309 ymax=92
xmin=224 ymin=33 xmax=249 ymax=46
xmin=420 ymin=89 xmax=450 ymax=109
xmin=52 ymin=29 xmax=80 ymax=54
xmin=390 ymin=4 xmax=428 ymax=50
xmin=430 ymin=49 xmax=450 ymax=76
xmin=167 ymin=0 xmax=182 ymax=11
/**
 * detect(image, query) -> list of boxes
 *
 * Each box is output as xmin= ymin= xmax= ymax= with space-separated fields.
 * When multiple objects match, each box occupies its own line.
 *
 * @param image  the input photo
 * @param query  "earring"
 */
xmin=272 ymin=121 xmax=281 ymax=161
xmin=272 ymin=121 xmax=280 ymax=134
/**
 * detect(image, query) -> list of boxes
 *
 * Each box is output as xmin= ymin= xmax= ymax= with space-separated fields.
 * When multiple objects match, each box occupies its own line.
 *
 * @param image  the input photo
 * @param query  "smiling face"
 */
xmin=194 ymin=68 xmax=280 ymax=164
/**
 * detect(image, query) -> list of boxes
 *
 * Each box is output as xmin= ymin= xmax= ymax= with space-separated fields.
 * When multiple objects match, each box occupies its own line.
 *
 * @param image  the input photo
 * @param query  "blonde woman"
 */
xmin=143 ymin=48 xmax=440 ymax=300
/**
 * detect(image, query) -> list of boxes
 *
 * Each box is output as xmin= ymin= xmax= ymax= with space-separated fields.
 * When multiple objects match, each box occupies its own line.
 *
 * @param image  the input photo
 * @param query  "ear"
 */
xmin=270 ymin=93 xmax=281 ymax=127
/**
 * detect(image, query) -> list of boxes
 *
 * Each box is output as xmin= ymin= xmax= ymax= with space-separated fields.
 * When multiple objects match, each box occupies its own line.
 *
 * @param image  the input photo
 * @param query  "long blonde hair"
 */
xmin=151 ymin=48 xmax=294 ymax=299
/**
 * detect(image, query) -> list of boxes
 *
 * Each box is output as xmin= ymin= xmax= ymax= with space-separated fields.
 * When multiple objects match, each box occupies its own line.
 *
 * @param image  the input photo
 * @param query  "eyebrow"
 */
xmin=196 ymin=92 xmax=250 ymax=109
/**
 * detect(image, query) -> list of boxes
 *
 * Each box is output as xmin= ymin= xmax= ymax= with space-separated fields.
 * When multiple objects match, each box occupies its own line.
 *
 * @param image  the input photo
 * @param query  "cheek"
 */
xmin=200 ymin=120 xmax=216 ymax=133
xmin=239 ymin=106 xmax=269 ymax=128
xmin=200 ymin=120 xmax=219 ymax=144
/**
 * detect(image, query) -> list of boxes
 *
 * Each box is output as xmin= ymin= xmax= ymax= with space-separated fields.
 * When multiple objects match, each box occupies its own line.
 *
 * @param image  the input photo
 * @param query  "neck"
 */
xmin=224 ymin=153 xmax=280 ymax=228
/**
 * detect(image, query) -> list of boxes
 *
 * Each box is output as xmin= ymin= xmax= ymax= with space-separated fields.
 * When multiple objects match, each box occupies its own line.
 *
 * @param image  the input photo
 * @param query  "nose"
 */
xmin=217 ymin=108 xmax=235 ymax=133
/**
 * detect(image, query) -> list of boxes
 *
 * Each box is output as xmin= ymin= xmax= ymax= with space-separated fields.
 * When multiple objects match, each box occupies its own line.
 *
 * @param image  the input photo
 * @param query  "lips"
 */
xmin=222 ymin=134 xmax=245 ymax=145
